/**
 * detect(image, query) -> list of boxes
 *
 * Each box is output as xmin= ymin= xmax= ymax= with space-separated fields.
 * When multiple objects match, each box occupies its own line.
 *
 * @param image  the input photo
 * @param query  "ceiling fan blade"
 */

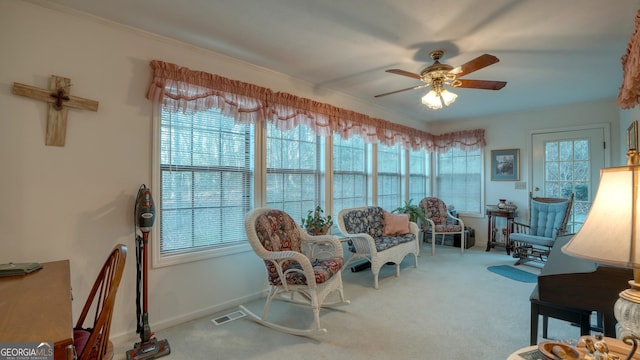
xmin=385 ymin=69 xmax=422 ymax=80
xmin=374 ymin=84 xmax=428 ymax=98
xmin=452 ymin=79 xmax=507 ymax=90
xmin=450 ymin=54 xmax=500 ymax=78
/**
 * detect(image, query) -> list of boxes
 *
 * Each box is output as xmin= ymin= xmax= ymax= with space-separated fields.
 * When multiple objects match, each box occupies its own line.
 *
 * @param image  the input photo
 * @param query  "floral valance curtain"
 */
xmin=147 ymin=60 xmax=486 ymax=152
xmin=618 ymin=9 xmax=640 ymax=109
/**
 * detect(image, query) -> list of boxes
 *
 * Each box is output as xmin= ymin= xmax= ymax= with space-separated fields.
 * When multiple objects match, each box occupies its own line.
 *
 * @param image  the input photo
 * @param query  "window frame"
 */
xmin=434 ymin=147 xmax=485 ymax=217
xmin=376 ymin=143 xmax=404 ymax=210
xmin=151 ymin=105 xmax=253 ymax=268
xmin=331 ymin=134 xmax=372 ymax=216
xmin=265 ymin=123 xmax=326 ymax=224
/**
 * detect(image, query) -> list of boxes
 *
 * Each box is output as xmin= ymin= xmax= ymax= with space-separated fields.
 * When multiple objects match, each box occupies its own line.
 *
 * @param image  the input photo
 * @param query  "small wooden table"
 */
xmin=485 ymin=205 xmax=517 ymax=255
xmin=0 ymin=260 xmax=73 ymax=359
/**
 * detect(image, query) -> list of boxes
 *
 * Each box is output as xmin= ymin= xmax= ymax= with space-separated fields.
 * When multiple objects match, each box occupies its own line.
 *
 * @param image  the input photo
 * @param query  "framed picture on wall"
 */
xmin=627 ymin=121 xmax=638 ymax=151
xmin=491 ymin=149 xmax=520 ymax=181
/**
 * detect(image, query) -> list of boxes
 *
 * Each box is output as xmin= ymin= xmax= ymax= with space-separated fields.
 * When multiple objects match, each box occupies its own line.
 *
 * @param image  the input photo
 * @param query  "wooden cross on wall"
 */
xmin=12 ymin=75 xmax=99 ymax=146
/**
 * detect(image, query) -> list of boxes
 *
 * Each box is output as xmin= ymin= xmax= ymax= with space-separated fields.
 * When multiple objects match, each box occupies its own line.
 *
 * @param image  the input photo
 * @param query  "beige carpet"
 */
xmin=113 ymin=246 xmax=588 ymax=360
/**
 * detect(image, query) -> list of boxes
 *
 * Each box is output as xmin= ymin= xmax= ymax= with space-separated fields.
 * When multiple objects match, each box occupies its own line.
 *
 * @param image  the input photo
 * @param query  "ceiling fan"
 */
xmin=375 ymin=50 xmax=507 ymax=109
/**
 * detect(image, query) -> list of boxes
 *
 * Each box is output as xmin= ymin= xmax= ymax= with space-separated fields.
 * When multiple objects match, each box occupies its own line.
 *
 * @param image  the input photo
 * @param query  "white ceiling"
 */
xmin=37 ymin=0 xmax=640 ymax=123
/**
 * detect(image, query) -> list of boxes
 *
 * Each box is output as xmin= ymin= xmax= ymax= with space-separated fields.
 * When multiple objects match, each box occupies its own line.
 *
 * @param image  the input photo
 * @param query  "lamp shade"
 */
xmin=421 ymin=90 xmax=442 ymax=109
xmin=440 ymin=89 xmax=458 ymax=106
xmin=562 ymin=165 xmax=640 ymax=268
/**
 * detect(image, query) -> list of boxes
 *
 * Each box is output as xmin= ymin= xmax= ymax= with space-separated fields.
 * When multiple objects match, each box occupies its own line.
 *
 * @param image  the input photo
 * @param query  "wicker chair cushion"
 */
xmin=371 ymin=234 xmax=416 ymax=251
xmin=432 ymin=224 xmax=463 ymax=232
xmin=342 ymin=206 xmax=385 ymax=238
xmin=342 ymin=206 xmax=415 ymax=252
xmin=254 ymin=209 xmax=343 ymax=286
xmin=420 ymin=197 xmax=461 ymax=232
xmin=422 ymin=197 xmax=447 ymax=225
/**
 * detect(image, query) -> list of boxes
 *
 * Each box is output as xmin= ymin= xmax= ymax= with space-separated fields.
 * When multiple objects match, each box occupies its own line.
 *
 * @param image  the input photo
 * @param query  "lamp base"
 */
xmin=621 ymin=335 xmax=639 ymax=360
xmin=615 ymin=282 xmax=640 ymax=360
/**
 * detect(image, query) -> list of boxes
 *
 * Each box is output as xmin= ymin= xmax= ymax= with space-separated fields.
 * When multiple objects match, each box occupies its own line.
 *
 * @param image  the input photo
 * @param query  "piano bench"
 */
xmin=530 ymin=289 xmax=602 ymax=345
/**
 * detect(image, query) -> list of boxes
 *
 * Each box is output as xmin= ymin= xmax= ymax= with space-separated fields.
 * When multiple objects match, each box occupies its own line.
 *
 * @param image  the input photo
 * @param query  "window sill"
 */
xmin=152 ymin=242 xmax=252 ymax=268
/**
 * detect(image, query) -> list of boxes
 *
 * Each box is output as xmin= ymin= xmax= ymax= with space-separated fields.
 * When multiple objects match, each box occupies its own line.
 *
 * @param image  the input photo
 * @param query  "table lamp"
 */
xmin=562 ymin=120 xmax=640 ymax=359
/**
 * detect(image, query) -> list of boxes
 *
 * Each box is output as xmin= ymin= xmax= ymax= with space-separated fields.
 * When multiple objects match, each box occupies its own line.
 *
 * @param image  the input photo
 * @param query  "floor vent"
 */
xmin=211 ymin=310 xmax=246 ymax=326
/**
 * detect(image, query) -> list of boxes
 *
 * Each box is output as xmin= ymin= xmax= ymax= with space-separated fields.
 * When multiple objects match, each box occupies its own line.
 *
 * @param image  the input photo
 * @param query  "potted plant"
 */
xmin=301 ymin=205 xmax=333 ymax=235
xmin=392 ymin=199 xmax=428 ymax=225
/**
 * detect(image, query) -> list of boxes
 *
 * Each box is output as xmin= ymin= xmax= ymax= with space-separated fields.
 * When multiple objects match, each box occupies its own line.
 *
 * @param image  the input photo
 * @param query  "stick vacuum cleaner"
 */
xmin=126 ymin=185 xmax=171 ymax=360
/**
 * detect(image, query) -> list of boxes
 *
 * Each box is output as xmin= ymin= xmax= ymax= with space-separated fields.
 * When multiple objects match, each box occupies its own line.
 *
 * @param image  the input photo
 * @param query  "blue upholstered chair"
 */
xmin=510 ymin=193 xmax=574 ymax=266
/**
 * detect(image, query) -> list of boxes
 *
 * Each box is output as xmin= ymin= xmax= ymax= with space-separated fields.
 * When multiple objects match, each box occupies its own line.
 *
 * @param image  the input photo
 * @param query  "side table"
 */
xmin=508 ymin=337 xmax=640 ymax=360
xmin=485 ymin=205 xmax=517 ymax=255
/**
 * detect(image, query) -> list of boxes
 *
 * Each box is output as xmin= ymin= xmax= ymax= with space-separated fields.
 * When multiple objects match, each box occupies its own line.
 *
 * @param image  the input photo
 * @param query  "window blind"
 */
xmin=159 ymin=109 xmax=254 ymax=254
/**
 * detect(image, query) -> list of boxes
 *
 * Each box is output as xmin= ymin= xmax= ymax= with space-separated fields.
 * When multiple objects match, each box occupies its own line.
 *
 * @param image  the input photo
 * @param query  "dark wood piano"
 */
xmin=530 ymin=234 xmax=633 ymax=345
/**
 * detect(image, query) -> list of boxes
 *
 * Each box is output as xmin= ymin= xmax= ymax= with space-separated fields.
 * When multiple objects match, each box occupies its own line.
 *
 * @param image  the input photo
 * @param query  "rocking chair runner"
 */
xmin=239 ymin=208 xmax=349 ymax=336
xmin=510 ymin=193 xmax=574 ymax=266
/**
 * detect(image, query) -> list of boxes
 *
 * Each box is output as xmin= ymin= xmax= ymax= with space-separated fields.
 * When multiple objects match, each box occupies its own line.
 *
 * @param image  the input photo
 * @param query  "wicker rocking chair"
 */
xmin=239 ymin=208 xmax=349 ymax=336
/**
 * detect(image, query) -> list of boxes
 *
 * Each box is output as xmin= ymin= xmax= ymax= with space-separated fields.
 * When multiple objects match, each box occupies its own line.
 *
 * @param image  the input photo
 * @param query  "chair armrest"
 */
xmin=261 ymin=249 xmax=310 ymax=263
xmin=409 ymin=221 xmax=419 ymax=237
xmin=420 ymin=218 xmax=437 ymax=232
xmin=512 ymin=222 xmax=530 ymax=234
xmin=337 ymin=232 xmax=378 ymax=254
xmin=409 ymin=221 xmax=420 ymax=254
xmin=446 ymin=212 xmax=465 ymax=228
xmin=301 ymin=233 xmax=344 ymax=258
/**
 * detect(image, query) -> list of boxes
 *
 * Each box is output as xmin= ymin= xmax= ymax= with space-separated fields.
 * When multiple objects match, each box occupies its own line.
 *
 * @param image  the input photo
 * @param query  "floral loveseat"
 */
xmin=337 ymin=206 xmax=419 ymax=289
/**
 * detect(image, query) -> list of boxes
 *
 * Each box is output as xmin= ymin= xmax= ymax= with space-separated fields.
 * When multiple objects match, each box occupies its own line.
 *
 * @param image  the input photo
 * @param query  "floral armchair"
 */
xmin=337 ymin=206 xmax=419 ymax=289
xmin=239 ymin=208 xmax=349 ymax=336
xmin=418 ymin=197 xmax=466 ymax=255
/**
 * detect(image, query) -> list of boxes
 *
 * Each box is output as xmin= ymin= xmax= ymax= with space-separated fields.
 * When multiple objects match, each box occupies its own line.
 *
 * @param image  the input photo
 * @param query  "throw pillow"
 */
xmin=382 ymin=211 xmax=411 ymax=236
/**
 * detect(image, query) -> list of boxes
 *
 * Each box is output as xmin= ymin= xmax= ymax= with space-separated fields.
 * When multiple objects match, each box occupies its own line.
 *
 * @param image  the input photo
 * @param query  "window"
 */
xmin=377 ymin=143 xmax=403 ymax=210
xmin=266 ymin=123 xmax=324 ymax=222
xmin=332 ymin=134 xmax=370 ymax=215
xmin=544 ymin=138 xmax=590 ymax=233
xmin=436 ymin=148 xmax=482 ymax=214
xmin=158 ymin=109 xmax=254 ymax=255
xmin=155 ymin=104 xmax=481 ymax=263
xmin=409 ymin=149 xmax=430 ymax=203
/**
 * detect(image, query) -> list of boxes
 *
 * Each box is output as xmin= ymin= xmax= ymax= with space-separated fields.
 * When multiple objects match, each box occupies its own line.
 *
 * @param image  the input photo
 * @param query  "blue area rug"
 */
xmin=487 ymin=265 xmax=537 ymax=283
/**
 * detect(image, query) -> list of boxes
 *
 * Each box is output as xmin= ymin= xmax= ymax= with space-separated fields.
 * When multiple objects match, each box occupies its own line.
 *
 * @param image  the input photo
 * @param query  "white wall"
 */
xmin=429 ymin=99 xmax=622 ymax=246
xmin=0 ymin=0 xmax=424 ymax=343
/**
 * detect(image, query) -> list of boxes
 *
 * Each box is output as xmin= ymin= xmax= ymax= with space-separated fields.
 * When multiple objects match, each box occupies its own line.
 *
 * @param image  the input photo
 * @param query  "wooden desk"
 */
xmin=0 ymin=260 xmax=73 ymax=359
xmin=485 ymin=205 xmax=517 ymax=255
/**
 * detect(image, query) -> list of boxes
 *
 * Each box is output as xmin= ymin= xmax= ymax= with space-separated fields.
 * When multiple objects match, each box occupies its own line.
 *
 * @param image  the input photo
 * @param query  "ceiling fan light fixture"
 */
xmin=421 ymin=89 xmax=442 ymax=109
xmin=440 ymin=89 xmax=457 ymax=106
xmin=375 ymin=50 xmax=505 ymax=104
xmin=421 ymin=87 xmax=457 ymax=110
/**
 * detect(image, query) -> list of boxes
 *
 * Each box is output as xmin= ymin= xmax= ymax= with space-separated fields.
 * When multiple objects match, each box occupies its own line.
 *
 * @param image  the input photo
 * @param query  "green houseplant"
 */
xmin=301 ymin=205 xmax=333 ymax=235
xmin=392 ymin=199 xmax=428 ymax=225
